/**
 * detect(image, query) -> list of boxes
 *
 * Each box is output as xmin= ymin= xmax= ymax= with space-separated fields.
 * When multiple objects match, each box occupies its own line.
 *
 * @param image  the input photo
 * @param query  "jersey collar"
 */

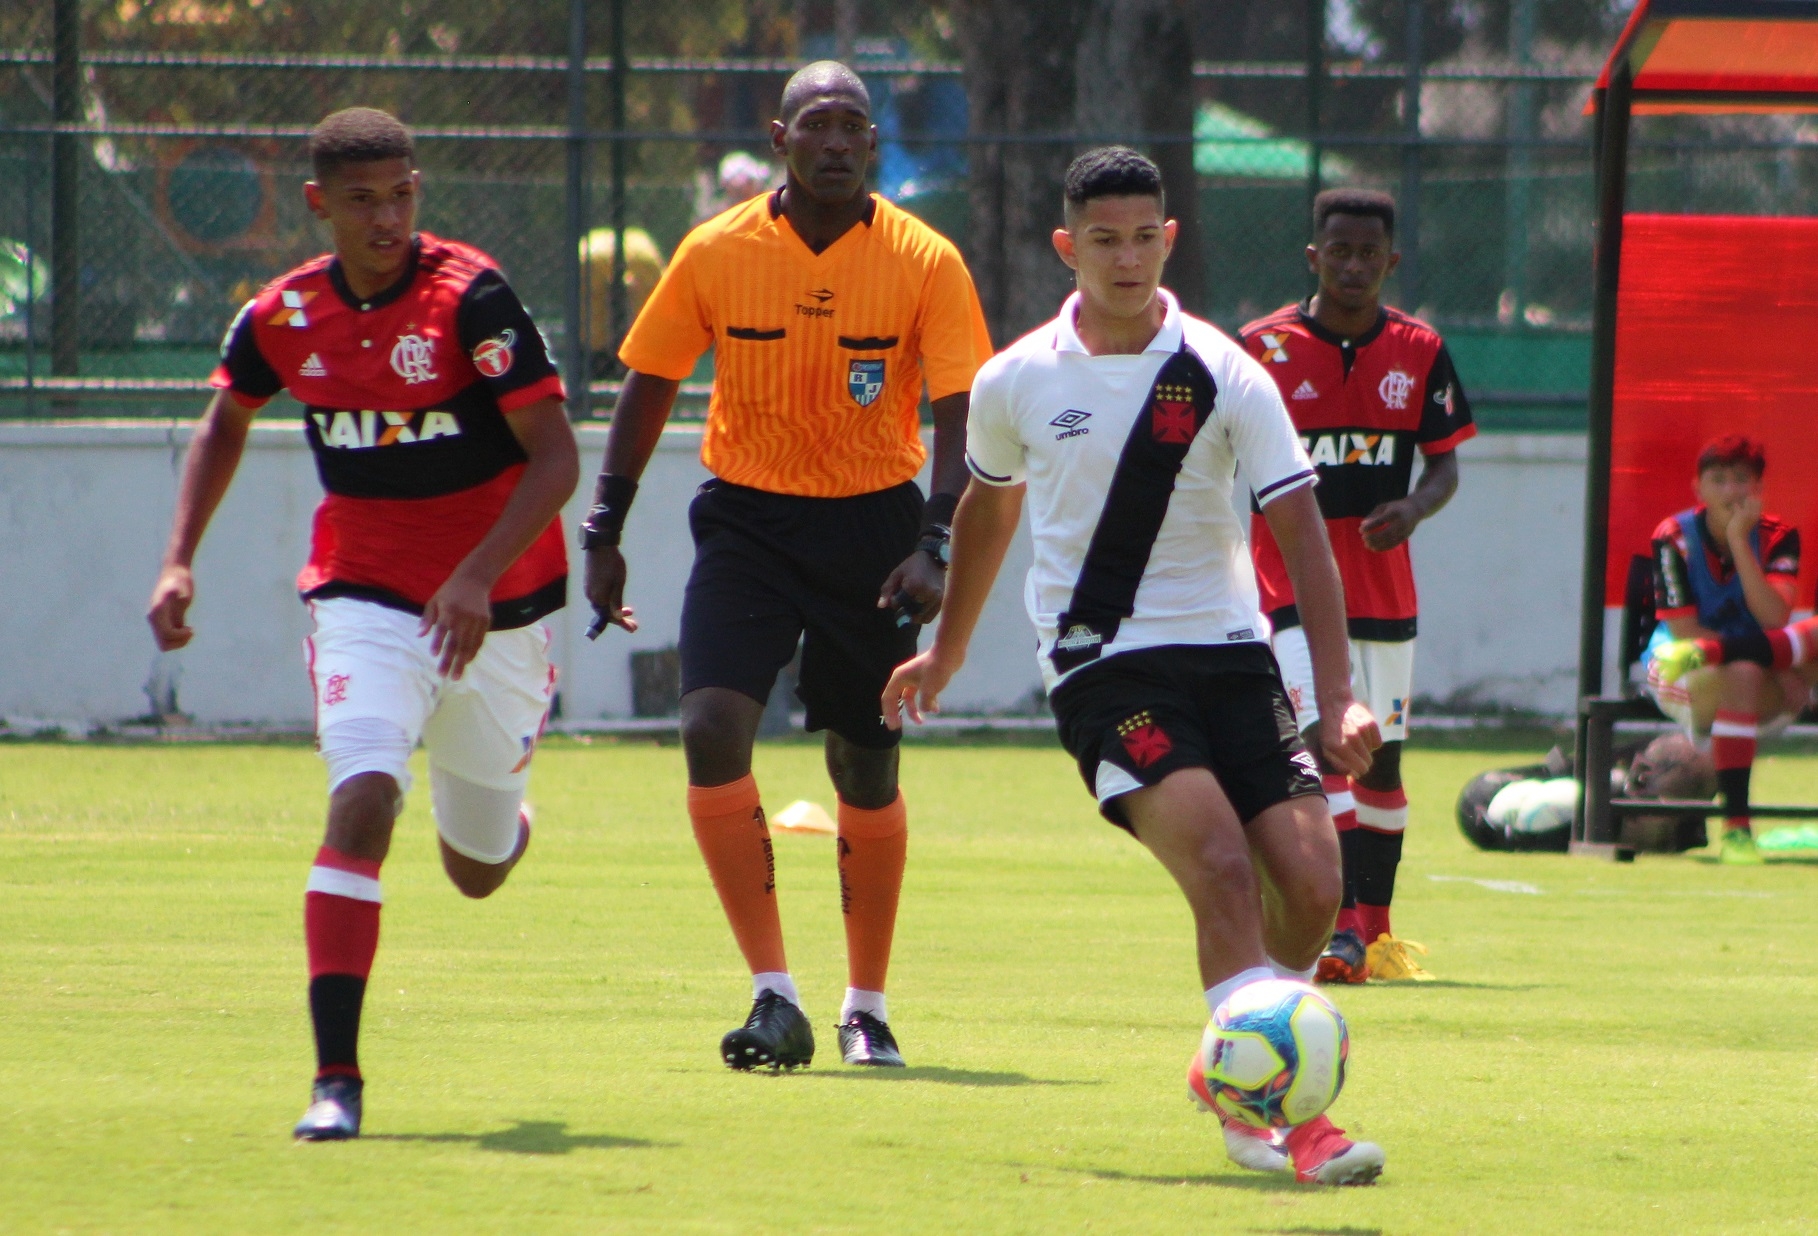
xmin=327 ymin=236 xmax=423 ymax=312
xmin=1296 ymin=297 xmax=1387 ymax=349
xmin=1053 ymin=288 xmax=1183 ymax=355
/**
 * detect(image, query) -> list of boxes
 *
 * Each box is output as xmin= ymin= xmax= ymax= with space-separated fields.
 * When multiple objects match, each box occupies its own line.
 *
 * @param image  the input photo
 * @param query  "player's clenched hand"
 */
xmin=881 ymin=648 xmax=961 ymax=730
xmin=1359 ymin=498 xmax=1420 ymax=551
xmin=421 ymin=570 xmax=493 ymax=679
xmin=878 ymin=549 xmax=945 ymax=624
xmin=583 ymin=545 xmax=639 ymax=634
xmin=1319 ymin=699 xmax=1381 ymax=779
xmin=147 ymin=564 xmax=197 ymax=651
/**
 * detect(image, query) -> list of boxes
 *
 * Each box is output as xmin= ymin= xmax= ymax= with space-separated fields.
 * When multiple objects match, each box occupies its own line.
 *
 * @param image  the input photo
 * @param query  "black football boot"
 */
xmin=721 ymin=991 xmax=815 ymax=1071
xmin=293 ymin=1075 xmax=363 ymax=1141
xmin=837 ymin=1011 xmax=905 ymax=1067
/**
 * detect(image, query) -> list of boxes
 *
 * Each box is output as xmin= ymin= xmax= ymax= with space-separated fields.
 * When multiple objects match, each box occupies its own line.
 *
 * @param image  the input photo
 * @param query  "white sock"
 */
xmin=1205 ymin=965 xmax=1276 ymax=1017
xmin=1270 ymin=957 xmax=1317 ymax=983
xmin=752 ymin=971 xmax=800 ymax=1008
xmin=840 ymin=987 xmax=887 ymax=1024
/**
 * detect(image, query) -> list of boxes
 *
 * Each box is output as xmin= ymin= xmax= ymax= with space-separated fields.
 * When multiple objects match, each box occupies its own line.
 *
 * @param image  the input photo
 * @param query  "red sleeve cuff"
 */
xmin=1419 ymin=423 xmax=1477 ymax=455
xmin=498 ymin=373 xmax=566 ymax=412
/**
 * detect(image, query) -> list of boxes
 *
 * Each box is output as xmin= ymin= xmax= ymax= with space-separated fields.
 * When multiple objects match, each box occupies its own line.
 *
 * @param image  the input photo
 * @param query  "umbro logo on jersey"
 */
xmin=269 ymin=290 xmax=316 ymax=328
xmin=391 ymin=333 xmax=438 ymax=384
xmin=310 ymin=408 xmax=462 ymax=450
xmin=807 ymin=288 xmax=834 ymax=302
xmin=1050 ymin=409 xmax=1092 ymax=440
xmin=1291 ymin=380 xmax=1319 ymax=400
xmin=1378 ymin=367 xmax=1416 ymax=409
xmin=1302 ymin=432 xmax=1396 ymax=467
xmin=300 ymin=353 xmax=327 ymax=378
xmin=1259 ymin=332 xmax=1290 ymax=363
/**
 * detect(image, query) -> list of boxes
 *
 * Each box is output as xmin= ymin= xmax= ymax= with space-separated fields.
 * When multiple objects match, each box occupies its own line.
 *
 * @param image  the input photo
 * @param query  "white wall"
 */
xmin=0 ymin=422 xmax=1584 ymax=727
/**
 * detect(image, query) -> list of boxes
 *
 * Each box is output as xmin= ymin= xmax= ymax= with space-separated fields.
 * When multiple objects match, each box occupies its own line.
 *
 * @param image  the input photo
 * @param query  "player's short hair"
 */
xmin=1063 ymin=146 xmax=1165 ymax=218
xmin=1697 ymin=434 xmax=1767 ymax=478
xmin=309 ymin=108 xmax=414 ymax=182
xmin=1314 ymin=188 xmax=1396 ymax=239
xmin=779 ymin=61 xmax=870 ymax=123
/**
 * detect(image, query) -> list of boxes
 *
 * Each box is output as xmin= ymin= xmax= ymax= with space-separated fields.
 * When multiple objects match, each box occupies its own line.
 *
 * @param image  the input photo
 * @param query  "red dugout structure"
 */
xmin=1574 ymin=0 xmax=1818 ymax=853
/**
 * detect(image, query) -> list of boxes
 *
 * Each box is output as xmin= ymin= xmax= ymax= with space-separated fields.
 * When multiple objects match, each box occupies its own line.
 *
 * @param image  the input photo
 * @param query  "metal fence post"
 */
xmin=609 ymin=0 xmax=628 ymax=358
xmin=1503 ymin=0 xmax=1536 ymax=323
xmin=51 ymin=0 xmax=80 ymax=378
xmin=1305 ymin=0 xmax=1325 ymax=244
xmin=24 ymin=136 xmax=40 ymax=415
xmin=563 ymin=0 xmax=588 ymax=420
xmin=1399 ymin=0 xmax=1423 ymax=313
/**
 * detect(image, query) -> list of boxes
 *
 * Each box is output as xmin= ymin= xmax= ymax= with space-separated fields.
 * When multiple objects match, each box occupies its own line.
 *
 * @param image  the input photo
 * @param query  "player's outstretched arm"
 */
xmin=580 ymin=371 xmax=682 ymax=636
xmin=882 ymin=479 xmax=1023 ymax=728
xmin=1360 ymin=448 xmax=1457 ymax=551
xmin=147 ymin=390 xmax=257 ymax=651
xmin=422 ymin=397 xmax=579 ymax=678
xmin=1265 ymin=485 xmax=1380 ymax=776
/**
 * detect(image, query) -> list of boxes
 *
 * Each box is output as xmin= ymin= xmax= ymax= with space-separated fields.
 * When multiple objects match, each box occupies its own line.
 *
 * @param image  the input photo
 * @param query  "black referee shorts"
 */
xmin=679 ymin=478 xmax=922 ymax=749
xmin=1048 ymin=643 xmax=1323 ymax=833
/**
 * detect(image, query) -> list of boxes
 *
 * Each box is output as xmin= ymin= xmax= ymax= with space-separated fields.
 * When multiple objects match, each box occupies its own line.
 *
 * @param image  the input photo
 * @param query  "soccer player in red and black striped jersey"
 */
xmin=1242 ymin=189 xmax=1475 ymax=983
xmin=146 ymin=108 xmax=579 ymax=1140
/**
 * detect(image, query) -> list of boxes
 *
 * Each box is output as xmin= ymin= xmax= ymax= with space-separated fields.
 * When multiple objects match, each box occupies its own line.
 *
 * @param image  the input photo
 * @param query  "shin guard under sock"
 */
xmin=688 ymin=775 xmax=788 ymax=976
xmin=1324 ymin=775 xmax=1363 ymax=938
xmin=1351 ymin=826 xmax=1404 ymax=943
xmin=1712 ymin=710 xmax=1758 ymax=834
xmin=837 ymin=792 xmax=908 ymax=995
xmin=304 ymin=846 xmax=382 ymax=1079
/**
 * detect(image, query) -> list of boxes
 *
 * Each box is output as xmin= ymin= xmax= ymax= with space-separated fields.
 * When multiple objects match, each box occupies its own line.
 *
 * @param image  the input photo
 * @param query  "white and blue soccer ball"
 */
xmin=1199 ymin=979 xmax=1349 ymax=1130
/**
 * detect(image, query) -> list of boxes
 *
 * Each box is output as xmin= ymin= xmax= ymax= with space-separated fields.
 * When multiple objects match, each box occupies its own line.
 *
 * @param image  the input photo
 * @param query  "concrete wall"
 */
xmin=0 ymin=423 xmax=1585 ymax=727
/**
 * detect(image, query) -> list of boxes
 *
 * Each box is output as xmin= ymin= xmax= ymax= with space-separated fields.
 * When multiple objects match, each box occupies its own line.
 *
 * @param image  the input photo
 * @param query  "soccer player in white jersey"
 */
xmin=883 ymin=148 xmax=1386 ymax=1185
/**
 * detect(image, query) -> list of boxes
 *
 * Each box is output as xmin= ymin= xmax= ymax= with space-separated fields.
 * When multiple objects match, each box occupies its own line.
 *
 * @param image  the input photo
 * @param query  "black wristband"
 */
xmin=922 ymin=490 xmax=959 ymax=537
xmin=579 ymin=473 xmax=638 ymax=549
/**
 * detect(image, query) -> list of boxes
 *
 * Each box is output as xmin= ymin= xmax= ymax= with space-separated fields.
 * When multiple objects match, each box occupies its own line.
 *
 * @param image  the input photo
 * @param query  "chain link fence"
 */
xmin=5 ymin=2 xmax=1818 ymax=426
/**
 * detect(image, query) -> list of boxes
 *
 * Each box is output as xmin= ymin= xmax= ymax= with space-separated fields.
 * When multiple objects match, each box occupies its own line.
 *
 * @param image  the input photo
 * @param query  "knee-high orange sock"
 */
xmin=688 ymin=775 xmax=786 ymax=975
xmin=837 ymin=792 xmax=908 ymax=993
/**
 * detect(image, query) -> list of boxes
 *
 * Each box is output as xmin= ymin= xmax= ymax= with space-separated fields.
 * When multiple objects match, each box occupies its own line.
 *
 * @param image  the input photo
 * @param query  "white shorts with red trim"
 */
xmin=1271 ymin=625 xmax=1413 ymax=744
xmin=306 ymin=597 xmax=556 ymax=795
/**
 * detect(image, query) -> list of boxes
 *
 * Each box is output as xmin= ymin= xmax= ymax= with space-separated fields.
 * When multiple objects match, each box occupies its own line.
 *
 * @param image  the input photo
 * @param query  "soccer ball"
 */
xmin=1198 ymin=979 xmax=1348 ymax=1129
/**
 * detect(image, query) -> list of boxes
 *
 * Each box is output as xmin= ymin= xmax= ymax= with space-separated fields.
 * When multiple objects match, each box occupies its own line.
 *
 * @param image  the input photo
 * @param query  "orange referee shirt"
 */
xmin=618 ymin=190 xmax=993 ymax=498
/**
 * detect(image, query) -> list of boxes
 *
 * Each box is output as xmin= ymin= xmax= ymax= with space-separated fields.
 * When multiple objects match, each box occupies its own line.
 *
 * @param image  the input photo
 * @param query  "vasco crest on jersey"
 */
xmin=472 ymin=329 xmax=516 ymax=378
xmin=848 ymin=359 xmax=885 ymax=407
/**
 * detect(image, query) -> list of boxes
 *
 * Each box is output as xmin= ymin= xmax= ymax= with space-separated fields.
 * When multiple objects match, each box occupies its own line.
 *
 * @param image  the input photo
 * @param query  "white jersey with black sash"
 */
xmin=965 ymin=290 xmax=1316 ymax=691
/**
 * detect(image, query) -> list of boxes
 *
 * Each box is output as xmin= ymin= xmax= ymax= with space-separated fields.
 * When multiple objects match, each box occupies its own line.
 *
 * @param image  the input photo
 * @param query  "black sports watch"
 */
xmin=916 ymin=526 xmax=952 ymax=568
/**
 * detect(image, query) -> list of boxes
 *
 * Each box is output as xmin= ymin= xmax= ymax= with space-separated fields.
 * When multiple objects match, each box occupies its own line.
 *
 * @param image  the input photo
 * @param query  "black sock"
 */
xmin=1337 ymin=828 xmax=1360 ymax=911
xmin=1716 ymin=766 xmax=1752 ymax=830
xmin=309 ymin=974 xmax=367 ymax=1079
xmin=1351 ymin=829 xmax=1404 ymax=909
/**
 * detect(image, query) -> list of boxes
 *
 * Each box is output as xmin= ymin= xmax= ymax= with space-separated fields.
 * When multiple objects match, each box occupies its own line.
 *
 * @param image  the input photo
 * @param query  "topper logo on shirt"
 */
xmin=472 ymin=329 xmax=516 ymax=378
xmin=1378 ymin=367 xmax=1415 ymax=410
xmin=1150 ymin=382 xmax=1198 ymax=445
xmin=391 ymin=333 xmax=438 ymax=384
xmin=310 ymin=408 xmax=462 ymax=449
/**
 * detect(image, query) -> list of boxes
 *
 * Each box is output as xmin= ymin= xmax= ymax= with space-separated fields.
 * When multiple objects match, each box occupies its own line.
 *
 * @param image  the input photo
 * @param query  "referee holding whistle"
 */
xmin=577 ymin=61 xmax=992 ymax=1071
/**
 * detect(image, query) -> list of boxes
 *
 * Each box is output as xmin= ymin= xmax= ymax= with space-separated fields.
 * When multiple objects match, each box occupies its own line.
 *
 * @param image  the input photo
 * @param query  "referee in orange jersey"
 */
xmin=581 ymin=61 xmax=992 ymax=1070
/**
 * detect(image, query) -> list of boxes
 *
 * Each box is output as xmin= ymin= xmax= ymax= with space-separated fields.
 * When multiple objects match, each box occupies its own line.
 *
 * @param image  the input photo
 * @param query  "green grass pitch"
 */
xmin=4 ymin=737 xmax=1818 ymax=1233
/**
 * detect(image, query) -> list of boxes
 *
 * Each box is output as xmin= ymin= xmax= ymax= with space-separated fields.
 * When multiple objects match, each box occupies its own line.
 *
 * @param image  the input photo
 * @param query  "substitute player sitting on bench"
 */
xmin=1642 ymin=435 xmax=1817 ymax=865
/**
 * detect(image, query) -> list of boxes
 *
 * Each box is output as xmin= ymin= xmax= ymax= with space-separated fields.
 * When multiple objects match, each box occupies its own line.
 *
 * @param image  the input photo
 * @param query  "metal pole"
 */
xmin=563 ymin=0 xmax=588 ymax=420
xmin=1503 ymin=0 xmax=1535 ymax=325
xmin=609 ymin=0 xmax=628 ymax=360
xmin=1577 ymin=67 xmax=1632 ymax=711
xmin=51 ymin=0 xmax=80 ymax=378
xmin=1398 ymin=0 xmax=1423 ymax=314
xmin=1305 ymin=0 xmax=1325 ymax=240
xmin=24 ymin=137 xmax=39 ymax=415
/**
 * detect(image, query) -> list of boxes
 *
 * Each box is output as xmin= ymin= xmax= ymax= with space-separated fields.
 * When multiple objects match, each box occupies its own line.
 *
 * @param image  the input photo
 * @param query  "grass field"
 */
xmin=5 ymin=736 xmax=1818 ymax=1234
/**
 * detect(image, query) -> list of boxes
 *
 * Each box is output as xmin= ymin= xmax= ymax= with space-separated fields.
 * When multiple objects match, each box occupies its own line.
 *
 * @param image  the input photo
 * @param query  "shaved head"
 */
xmin=779 ymin=60 xmax=870 ymax=122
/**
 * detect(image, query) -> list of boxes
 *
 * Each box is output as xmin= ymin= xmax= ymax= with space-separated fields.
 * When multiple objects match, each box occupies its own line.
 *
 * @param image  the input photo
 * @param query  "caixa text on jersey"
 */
xmin=309 ymin=409 xmax=462 ymax=450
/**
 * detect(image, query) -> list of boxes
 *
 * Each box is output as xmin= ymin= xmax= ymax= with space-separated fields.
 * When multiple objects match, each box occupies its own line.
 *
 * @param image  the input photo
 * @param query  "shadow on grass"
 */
xmin=368 ymin=1120 xmax=672 ymax=1155
xmin=1362 ymin=980 xmax=1544 ymax=991
xmin=796 ymin=1065 xmax=1094 ymax=1088
xmin=1248 ymin=1228 xmax=1384 ymax=1235
xmin=1041 ymin=1164 xmax=1300 ymax=1192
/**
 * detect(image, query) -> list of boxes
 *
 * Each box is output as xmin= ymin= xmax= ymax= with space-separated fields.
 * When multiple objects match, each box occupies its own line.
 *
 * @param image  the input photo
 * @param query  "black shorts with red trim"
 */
xmin=680 ymin=478 xmax=922 ymax=749
xmin=1047 ymin=643 xmax=1322 ymax=833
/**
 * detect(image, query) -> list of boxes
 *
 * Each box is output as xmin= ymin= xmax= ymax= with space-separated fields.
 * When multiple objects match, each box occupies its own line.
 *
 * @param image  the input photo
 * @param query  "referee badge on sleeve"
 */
xmin=847 ymin=359 xmax=885 ymax=407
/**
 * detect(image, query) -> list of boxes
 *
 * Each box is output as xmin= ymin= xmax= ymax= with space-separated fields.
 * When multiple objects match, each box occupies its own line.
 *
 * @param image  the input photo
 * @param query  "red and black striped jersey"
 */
xmin=1240 ymin=301 xmax=1475 ymax=640
xmin=211 ymin=233 xmax=568 ymax=628
xmin=1651 ymin=505 xmax=1798 ymax=631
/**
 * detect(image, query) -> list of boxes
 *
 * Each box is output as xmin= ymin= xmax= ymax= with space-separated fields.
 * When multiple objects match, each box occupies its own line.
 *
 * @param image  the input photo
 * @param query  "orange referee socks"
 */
xmin=687 ymin=775 xmax=787 ymax=976
xmin=837 ymin=792 xmax=909 ymax=994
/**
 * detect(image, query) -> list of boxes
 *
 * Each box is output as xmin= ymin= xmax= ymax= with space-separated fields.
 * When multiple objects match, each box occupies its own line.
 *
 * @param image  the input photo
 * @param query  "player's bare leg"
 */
xmin=436 ymin=809 xmax=532 ymax=899
xmin=825 ymin=734 xmax=908 ymax=1065
xmin=1246 ymin=795 xmax=1345 ymax=974
xmin=680 ymin=687 xmax=814 ymax=1069
xmin=296 ymin=772 xmax=399 ymax=1141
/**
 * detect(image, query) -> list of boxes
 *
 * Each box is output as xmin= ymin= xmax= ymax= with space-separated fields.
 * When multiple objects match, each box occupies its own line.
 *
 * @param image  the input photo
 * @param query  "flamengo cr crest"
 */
xmin=391 ymin=333 xmax=438 ymax=384
xmin=1378 ymin=367 xmax=1415 ymax=410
